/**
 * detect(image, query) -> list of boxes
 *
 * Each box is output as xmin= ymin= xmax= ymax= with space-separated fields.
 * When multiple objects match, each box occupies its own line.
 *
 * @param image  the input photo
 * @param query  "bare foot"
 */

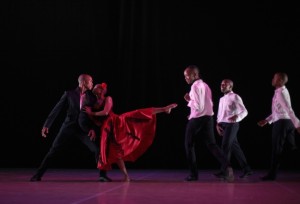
xmin=124 ymin=176 xmax=131 ymax=182
xmin=164 ymin=103 xmax=178 ymax=114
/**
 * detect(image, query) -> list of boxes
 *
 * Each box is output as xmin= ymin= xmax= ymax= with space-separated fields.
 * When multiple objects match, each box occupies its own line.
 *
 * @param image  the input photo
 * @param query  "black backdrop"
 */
xmin=1 ymin=0 xmax=300 ymax=171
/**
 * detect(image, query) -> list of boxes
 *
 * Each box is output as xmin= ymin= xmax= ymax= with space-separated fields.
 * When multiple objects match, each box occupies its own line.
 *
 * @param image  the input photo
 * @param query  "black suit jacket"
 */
xmin=43 ymin=87 xmax=97 ymax=133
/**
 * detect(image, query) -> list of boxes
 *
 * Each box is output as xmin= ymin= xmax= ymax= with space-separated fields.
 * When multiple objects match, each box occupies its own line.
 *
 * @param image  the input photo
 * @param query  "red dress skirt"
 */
xmin=97 ymin=108 xmax=156 ymax=170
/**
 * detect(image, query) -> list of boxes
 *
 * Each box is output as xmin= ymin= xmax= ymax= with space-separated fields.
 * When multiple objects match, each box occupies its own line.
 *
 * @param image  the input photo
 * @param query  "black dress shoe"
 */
xmin=184 ymin=175 xmax=198 ymax=181
xmin=260 ymin=174 xmax=276 ymax=181
xmin=99 ymin=176 xmax=112 ymax=182
xmin=239 ymin=171 xmax=253 ymax=178
xmin=223 ymin=167 xmax=234 ymax=182
xmin=30 ymin=175 xmax=41 ymax=182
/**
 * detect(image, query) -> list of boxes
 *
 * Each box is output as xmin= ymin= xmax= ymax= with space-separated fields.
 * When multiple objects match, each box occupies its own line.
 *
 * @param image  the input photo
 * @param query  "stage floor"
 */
xmin=1 ymin=168 xmax=300 ymax=204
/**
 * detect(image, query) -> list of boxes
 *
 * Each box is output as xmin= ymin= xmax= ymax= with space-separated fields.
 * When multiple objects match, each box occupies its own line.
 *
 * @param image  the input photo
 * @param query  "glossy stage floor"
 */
xmin=1 ymin=168 xmax=300 ymax=204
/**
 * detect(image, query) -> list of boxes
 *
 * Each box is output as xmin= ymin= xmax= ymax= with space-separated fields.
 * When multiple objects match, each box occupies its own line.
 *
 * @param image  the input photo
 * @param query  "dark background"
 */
xmin=1 ymin=0 xmax=300 ymax=171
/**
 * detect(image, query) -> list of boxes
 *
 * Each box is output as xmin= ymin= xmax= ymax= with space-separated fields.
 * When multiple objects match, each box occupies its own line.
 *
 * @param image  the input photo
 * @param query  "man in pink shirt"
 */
xmin=258 ymin=72 xmax=300 ymax=181
xmin=183 ymin=65 xmax=234 ymax=182
xmin=215 ymin=79 xmax=252 ymax=179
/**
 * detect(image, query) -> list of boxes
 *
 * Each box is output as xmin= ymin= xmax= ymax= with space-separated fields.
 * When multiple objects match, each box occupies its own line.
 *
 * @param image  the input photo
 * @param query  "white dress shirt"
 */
xmin=187 ymin=79 xmax=214 ymax=120
xmin=217 ymin=91 xmax=248 ymax=123
xmin=265 ymin=86 xmax=300 ymax=128
xmin=80 ymin=93 xmax=86 ymax=110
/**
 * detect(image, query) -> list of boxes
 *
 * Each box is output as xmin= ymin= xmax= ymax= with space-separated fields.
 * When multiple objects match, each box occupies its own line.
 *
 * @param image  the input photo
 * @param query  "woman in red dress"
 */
xmin=84 ymin=83 xmax=177 ymax=181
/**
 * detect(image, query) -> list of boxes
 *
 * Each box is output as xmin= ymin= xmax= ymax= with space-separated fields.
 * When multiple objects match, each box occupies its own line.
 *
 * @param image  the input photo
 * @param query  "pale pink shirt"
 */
xmin=217 ymin=91 xmax=248 ymax=123
xmin=80 ymin=93 xmax=86 ymax=109
xmin=187 ymin=79 xmax=214 ymax=120
xmin=265 ymin=86 xmax=300 ymax=128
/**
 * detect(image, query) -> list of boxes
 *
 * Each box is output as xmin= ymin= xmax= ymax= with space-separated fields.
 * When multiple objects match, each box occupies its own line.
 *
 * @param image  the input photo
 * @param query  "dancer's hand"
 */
xmin=41 ymin=127 xmax=49 ymax=138
xmin=216 ymin=124 xmax=224 ymax=136
xmin=257 ymin=120 xmax=268 ymax=127
xmin=88 ymin=129 xmax=96 ymax=141
xmin=83 ymin=106 xmax=93 ymax=115
xmin=184 ymin=93 xmax=190 ymax=102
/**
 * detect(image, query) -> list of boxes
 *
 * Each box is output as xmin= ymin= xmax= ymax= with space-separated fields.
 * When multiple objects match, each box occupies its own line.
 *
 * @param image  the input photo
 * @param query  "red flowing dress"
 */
xmin=97 ymin=108 xmax=157 ymax=170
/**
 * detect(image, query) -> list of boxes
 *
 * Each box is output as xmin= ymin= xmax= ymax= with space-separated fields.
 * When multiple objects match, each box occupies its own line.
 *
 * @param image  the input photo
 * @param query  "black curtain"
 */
xmin=1 ymin=0 xmax=300 ymax=169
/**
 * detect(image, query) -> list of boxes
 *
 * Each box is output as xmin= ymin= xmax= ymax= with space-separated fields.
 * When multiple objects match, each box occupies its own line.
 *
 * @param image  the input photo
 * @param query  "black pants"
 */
xmin=219 ymin=122 xmax=251 ymax=172
xmin=268 ymin=119 xmax=297 ymax=177
xmin=185 ymin=116 xmax=230 ymax=177
xmin=34 ymin=123 xmax=106 ymax=177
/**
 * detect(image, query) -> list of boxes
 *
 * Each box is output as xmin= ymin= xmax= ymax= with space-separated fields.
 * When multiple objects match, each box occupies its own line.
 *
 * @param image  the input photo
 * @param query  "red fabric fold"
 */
xmin=97 ymin=108 xmax=156 ymax=170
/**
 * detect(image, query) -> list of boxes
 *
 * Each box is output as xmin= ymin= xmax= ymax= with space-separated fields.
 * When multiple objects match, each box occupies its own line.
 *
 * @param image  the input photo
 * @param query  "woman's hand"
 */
xmin=83 ymin=106 xmax=93 ymax=115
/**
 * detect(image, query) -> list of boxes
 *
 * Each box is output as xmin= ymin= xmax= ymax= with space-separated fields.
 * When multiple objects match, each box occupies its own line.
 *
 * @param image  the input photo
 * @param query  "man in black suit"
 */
xmin=30 ymin=74 xmax=111 ymax=182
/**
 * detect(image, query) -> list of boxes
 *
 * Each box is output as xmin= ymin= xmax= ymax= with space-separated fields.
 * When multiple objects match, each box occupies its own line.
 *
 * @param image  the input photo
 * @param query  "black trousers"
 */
xmin=34 ymin=123 xmax=106 ymax=177
xmin=219 ymin=122 xmax=251 ymax=172
xmin=268 ymin=119 xmax=297 ymax=177
xmin=185 ymin=116 xmax=230 ymax=177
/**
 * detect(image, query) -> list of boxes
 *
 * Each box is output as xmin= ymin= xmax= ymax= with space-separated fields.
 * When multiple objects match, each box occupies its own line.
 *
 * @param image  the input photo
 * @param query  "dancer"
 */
xmin=215 ymin=79 xmax=252 ymax=179
xmin=30 ymin=74 xmax=110 ymax=182
xmin=182 ymin=65 xmax=234 ymax=182
xmin=258 ymin=72 xmax=300 ymax=181
xmin=84 ymin=83 xmax=177 ymax=181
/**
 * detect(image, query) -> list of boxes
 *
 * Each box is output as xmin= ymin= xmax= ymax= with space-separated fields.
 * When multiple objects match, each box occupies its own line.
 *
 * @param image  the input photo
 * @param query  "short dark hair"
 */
xmin=276 ymin=72 xmax=288 ymax=84
xmin=186 ymin=65 xmax=200 ymax=77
